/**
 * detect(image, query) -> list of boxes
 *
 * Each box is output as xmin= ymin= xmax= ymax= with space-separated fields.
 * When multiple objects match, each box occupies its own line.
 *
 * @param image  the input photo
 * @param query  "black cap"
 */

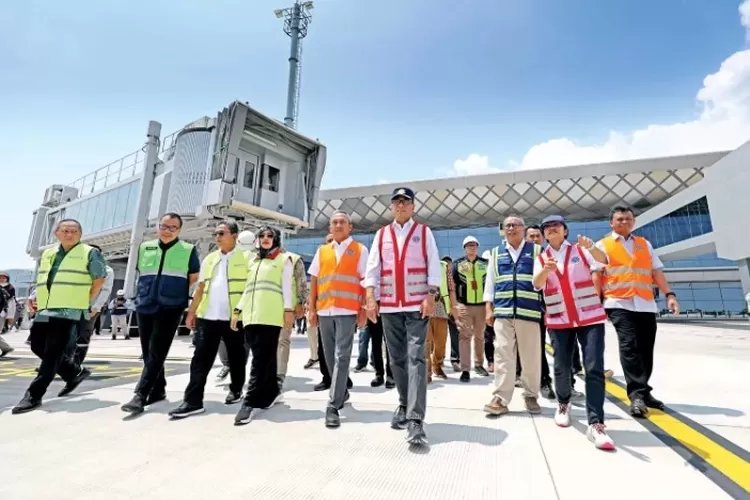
xmin=391 ymin=187 xmax=415 ymax=201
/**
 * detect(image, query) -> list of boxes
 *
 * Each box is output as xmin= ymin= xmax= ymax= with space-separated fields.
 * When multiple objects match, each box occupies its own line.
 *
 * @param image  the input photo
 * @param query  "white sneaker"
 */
xmin=554 ymin=403 xmax=571 ymax=427
xmin=587 ymin=423 xmax=616 ymax=451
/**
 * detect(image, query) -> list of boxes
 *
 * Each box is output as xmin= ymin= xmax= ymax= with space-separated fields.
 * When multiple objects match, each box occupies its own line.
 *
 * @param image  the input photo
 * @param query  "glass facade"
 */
xmin=286 ymin=215 xmax=744 ymax=315
xmin=41 ymin=179 xmax=141 ymax=245
xmin=637 ymin=197 xmax=713 ymax=249
xmin=5 ymin=269 xmax=35 ymax=299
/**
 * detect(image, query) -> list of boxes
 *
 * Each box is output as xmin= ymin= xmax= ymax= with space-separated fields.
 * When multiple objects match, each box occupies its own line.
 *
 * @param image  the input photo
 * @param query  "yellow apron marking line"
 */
xmin=545 ymin=343 xmax=750 ymax=494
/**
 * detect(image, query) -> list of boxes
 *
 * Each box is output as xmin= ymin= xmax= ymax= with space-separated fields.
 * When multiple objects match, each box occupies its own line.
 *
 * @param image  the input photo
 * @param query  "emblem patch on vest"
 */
xmin=571 ymin=256 xmax=580 ymax=264
xmin=346 ymin=248 xmax=355 ymax=256
xmin=413 ymin=236 xmax=420 ymax=243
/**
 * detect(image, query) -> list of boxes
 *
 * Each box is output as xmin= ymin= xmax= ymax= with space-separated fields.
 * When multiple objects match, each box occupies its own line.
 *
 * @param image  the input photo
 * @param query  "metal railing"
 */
xmin=67 ymin=129 xmax=179 ymax=197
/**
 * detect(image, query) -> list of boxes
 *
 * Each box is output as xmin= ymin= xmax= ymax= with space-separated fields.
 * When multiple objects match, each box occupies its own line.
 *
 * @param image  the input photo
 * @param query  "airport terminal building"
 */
xmin=285 ymin=149 xmax=750 ymax=317
xmin=22 ymin=101 xmax=750 ymax=317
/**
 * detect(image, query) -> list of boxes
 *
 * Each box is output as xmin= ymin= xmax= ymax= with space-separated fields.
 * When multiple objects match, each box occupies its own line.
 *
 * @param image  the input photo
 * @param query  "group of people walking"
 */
xmin=11 ymin=186 xmax=679 ymax=451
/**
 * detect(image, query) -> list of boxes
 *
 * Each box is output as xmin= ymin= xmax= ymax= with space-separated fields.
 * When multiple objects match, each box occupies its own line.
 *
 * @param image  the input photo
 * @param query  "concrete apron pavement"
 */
xmin=1 ymin=324 xmax=745 ymax=500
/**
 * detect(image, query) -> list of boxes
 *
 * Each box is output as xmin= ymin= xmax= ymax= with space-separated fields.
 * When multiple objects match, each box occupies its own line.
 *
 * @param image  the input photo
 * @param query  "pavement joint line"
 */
xmin=530 ymin=412 xmax=562 ymax=500
xmin=544 ymin=343 xmax=750 ymax=498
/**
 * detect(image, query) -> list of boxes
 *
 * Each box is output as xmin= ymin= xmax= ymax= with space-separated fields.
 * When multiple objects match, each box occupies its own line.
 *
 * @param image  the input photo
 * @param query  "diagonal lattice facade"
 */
xmin=306 ymin=154 xmax=724 ymax=235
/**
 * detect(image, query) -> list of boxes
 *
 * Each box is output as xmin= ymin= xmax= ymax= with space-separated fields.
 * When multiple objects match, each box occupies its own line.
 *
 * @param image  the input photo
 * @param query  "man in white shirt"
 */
xmin=364 ymin=187 xmax=441 ymax=446
xmin=169 ymin=221 xmax=250 ymax=418
xmin=308 ymin=211 xmax=368 ymax=427
xmin=595 ymin=206 xmax=680 ymax=418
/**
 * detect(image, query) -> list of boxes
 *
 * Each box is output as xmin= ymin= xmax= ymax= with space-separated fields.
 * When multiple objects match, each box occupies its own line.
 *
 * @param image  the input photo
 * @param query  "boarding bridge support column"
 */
xmin=123 ymin=121 xmax=162 ymax=298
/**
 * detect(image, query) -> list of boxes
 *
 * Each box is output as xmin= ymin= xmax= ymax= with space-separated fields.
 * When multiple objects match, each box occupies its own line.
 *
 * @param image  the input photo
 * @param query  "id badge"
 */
xmin=471 ymin=280 xmax=477 ymax=290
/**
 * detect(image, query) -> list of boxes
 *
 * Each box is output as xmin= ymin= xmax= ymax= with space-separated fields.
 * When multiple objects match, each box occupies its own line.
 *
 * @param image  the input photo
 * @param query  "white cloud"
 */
xmin=456 ymin=1 xmax=750 ymax=173
xmin=451 ymin=153 xmax=501 ymax=175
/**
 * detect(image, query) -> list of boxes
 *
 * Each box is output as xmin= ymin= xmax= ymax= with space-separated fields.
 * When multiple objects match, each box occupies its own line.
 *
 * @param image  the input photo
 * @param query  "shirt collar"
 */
xmin=611 ymin=231 xmax=632 ymax=241
xmin=220 ymin=248 xmax=236 ymax=258
xmin=331 ymin=236 xmax=353 ymax=248
xmin=392 ymin=218 xmax=414 ymax=230
xmin=58 ymin=241 xmax=81 ymax=254
xmin=548 ymin=240 xmax=572 ymax=253
xmin=503 ymin=239 xmax=525 ymax=251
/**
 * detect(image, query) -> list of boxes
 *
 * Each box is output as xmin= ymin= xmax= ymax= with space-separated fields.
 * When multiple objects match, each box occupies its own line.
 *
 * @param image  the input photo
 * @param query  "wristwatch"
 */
xmin=427 ymin=288 xmax=440 ymax=298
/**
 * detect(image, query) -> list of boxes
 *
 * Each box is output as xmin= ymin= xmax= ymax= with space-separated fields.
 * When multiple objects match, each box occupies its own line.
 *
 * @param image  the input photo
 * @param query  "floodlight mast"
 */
xmin=275 ymin=0 xmax=314 ymax=129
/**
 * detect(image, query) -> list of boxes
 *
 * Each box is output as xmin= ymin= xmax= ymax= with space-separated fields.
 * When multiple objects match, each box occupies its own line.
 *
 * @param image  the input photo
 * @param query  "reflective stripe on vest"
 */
xmin=541 ymin=245 xmax=607 ymax=329
xmin=491 ymin=241 xmax=543 ymax=321
xmin=239 ymin=255 xmax=285 ymax=327
xmin=455 ymin=257 xmax=487 ymax=305
xmin=36 ymin=244 xmax=93 ymax=310
xmin=195 ymin=249 xmax=250 ymax=319
xmin=378 ymin=223 xmax=429 ymax=307
xmin=599 ymin=235 xmax=655 ymax=301
xmin=317 ymin=241 xmax=364 ymax=312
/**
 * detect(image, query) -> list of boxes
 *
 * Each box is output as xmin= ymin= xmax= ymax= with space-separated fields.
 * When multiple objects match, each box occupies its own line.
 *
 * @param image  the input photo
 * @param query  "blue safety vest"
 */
xmin=491 ymin=241 xmax=543 ymax=321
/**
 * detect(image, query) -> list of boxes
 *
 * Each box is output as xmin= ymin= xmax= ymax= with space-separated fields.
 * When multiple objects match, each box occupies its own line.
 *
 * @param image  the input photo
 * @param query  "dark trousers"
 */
xmin=134 ymin=309 xmax=183 ymax=398
xmin=27 ymin=318 xmax=81 ymax=399
xmin=70 ymin=314 xmax=97 ymax=366
xmin=184 ymin=319 xmax=247 ymax=405
xmin=296 ymin=316 xmax=307 ymax=334
xmin=381 ymin=311 xmax=429 ymax=421
xmin=607 ymin=309 xmax=657 ymax=400
xmin=367 ymin=317 xmax=392 ymax=378
xmin=484 ymin=324 xmax=494 ymax=364
xmin=243 ymin=324 xmax=281 ymax=408
xmin=448 ymin=317 xmax=460 ymax=363
xmin=549 ymin=324 xmax=606 ymax=424
xmin=515 ymin=323 xmax=552 ymax=386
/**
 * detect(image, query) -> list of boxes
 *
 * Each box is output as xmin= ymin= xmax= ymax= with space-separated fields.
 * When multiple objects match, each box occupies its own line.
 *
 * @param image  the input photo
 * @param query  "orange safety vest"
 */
xmin=316 ymin=241 xmax=364 ymax=312
xmin=600 ymin=234 xmax=654 ymax=301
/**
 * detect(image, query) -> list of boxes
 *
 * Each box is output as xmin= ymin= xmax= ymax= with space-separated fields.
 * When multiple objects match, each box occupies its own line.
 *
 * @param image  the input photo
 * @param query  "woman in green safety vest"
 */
xmin=231 ymin=226 xmax=295 ymax=425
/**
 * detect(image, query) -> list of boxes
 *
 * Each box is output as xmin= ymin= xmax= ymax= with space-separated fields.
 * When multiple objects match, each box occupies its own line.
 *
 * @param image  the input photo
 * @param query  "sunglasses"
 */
xmin=259 ymin=233 xmax=274 ymax=239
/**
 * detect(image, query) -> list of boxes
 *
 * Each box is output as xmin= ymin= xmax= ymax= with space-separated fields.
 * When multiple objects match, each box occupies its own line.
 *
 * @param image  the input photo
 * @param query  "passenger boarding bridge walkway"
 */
xmin=1 ymin=321 xmax=748 ymax=499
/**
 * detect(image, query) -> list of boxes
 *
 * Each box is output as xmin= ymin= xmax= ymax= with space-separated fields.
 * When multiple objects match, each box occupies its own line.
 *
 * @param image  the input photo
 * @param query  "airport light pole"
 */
xmin=274 ymin=0 xmax=314 ymax=129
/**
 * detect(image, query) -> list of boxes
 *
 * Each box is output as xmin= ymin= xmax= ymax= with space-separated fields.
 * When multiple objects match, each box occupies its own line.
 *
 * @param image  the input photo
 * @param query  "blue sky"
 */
xmin=1 ymin=0 xmax=749 ymax=268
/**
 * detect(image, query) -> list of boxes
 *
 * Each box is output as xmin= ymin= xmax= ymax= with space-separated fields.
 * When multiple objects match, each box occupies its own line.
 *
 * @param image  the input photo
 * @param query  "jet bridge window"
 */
xmin=263 ymin=164 xmax=280 ymax=193
xmin=243 ymin=161 xmax=256 ymax=189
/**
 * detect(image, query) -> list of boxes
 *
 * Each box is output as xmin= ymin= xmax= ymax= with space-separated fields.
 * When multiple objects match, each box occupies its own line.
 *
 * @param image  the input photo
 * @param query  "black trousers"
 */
xmin=184 ymin=319 xmax=247 ymax=405
xmin=70 ymin=314 xmax=97 ymax=366
xmin=448 ymin=317 xmax=460 ymax=363
xmin=244 ymin=324 xmax=281 ymax=408
xmin=484 ymin=324 xmax=494 ymax=364
xmin=319 ymin=322 xmax=361 ymax=384
xmin=134 ymin=308 xmax=184 ymax=398
xmin=28 ymin=318 xmax=81 ymax=399
xmin=607 ymin=308 xmax=657 ymax=400
xmin=367 ymin=317 xmax=392 ymax=378
xmin=515 ymin=322 xmax=552 ymax=386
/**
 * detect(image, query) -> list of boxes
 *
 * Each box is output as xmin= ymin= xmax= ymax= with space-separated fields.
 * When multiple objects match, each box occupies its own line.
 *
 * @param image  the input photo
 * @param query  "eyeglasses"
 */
xmin=392 ymin=198 xmax=412 ymax=206
xmin=504 ymin=223 xmax=523 ymax=229
xmin=57 ymin=229 xmax=80 ymax=234
xmin=213 ymin=231 xmax=227 ymax=237
xmin=159 ymin=224 xmax=179 ymax=232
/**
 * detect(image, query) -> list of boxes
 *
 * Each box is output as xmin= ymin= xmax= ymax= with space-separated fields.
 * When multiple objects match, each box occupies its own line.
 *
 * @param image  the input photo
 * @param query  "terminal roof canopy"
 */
xmin=304 ymin=152 xmax=727 ymax=234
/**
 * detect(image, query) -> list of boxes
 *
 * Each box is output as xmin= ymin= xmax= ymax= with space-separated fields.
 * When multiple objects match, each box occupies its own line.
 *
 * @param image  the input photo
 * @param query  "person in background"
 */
xmin=109 ymin=290 xmax=131 ymax=339
xmin=0 ymin=271 xmax=16 ymax=334
xmin=480 ymin=250 xmax=495 ymax=373
xmin=426 ymin=254 xmax=455 ymax=382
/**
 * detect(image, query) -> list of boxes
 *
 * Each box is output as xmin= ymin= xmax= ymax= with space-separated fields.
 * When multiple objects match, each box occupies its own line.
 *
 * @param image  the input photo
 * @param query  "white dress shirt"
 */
xmin=532 ymin=240 xmax=603 ymax=291
xmin=91 ymin=266 xmax=115 ymax=311
xmin=198 ymin=249 xmax=235 ymax=321
xmin=364 ymin=218 xmax=441 ymax=313
xmin=483 ymin=239 xmax=528 ymax=303
xmin=595 ymin=231 xmax=663 ymax=313
xmin=309 ymin=236 xmax=369 ymax=316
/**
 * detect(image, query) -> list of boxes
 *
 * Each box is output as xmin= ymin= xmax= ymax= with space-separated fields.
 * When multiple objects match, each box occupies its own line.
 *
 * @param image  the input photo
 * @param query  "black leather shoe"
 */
xmin=346 ymin=377 xmax=353 ymax=389
xmin=371 ymin=376 xmax=384 ymax=388
xmin=314 ymin=381 xmax=330 ymax=391
xmin=540 ymin=384 xmax=556 ymax=400
xmin=385 ymin=377 xmax=396 ymax=389
xmin=121 ymin=394 xmax=145 ymax=414
xmin=644 ymin=395 xmax=665 ymax=410
xmin=325 ymin=407 xmax=340 ymax=428
xmin=630 ymin=398 xmax=649 ymax=418
xmin=390 ymin=405 xmax=407 ymax=429
xmin=145 ymin=392 xmax=167 ymax=406
xmin=406 ymin=420 xmax=427 ymax=445
xmin=58 ymin=367 xmax=92 ymax=397
xmin=225 ymin=391 xmax=242 ymax=405
xmin=12 ymin=394 xmax=41 ymax=414
xmin=460 ymin=371 xmax=470 ymax=383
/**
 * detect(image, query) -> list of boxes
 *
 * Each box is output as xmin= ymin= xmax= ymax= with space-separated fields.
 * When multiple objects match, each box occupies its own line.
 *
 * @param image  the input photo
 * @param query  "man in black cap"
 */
xmin=364 ymin=187 xmax=441 ymax=446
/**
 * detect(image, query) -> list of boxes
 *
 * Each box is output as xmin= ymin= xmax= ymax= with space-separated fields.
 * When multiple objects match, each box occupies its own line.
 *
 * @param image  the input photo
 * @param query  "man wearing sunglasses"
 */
xmin=168 ymin=221 xmax=249 ymax=418
xmin=122 ymin=212 xmax=200 ymax=415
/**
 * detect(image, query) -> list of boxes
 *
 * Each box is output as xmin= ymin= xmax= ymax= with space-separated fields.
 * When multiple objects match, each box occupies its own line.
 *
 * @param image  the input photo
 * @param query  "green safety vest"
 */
xmin=238 ymin=254 xmax=286 ymax=327
xmin=36 ymin=244 xmax=93 ymax=310
xmin=136 ymin=239 xmax=194 ymax=310
xmin=440 ymin=260 xmax=451 ymax=311
xmin=196 ymin=249 xmax=250 ymax=319
xmin=456 ymin=257 xmax=488 ymax=305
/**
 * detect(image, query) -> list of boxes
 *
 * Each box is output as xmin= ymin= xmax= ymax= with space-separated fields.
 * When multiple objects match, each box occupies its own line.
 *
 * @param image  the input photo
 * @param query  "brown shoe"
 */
xmin=525 ymin=397 xmax=542 ymax=414
xmin=604 ymin=369 xmax=614 ymax=379
xmin=483 ymin=397 xmax=508 ymax=416
xmin=434 ymin=367 xmax=448 ymax=379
